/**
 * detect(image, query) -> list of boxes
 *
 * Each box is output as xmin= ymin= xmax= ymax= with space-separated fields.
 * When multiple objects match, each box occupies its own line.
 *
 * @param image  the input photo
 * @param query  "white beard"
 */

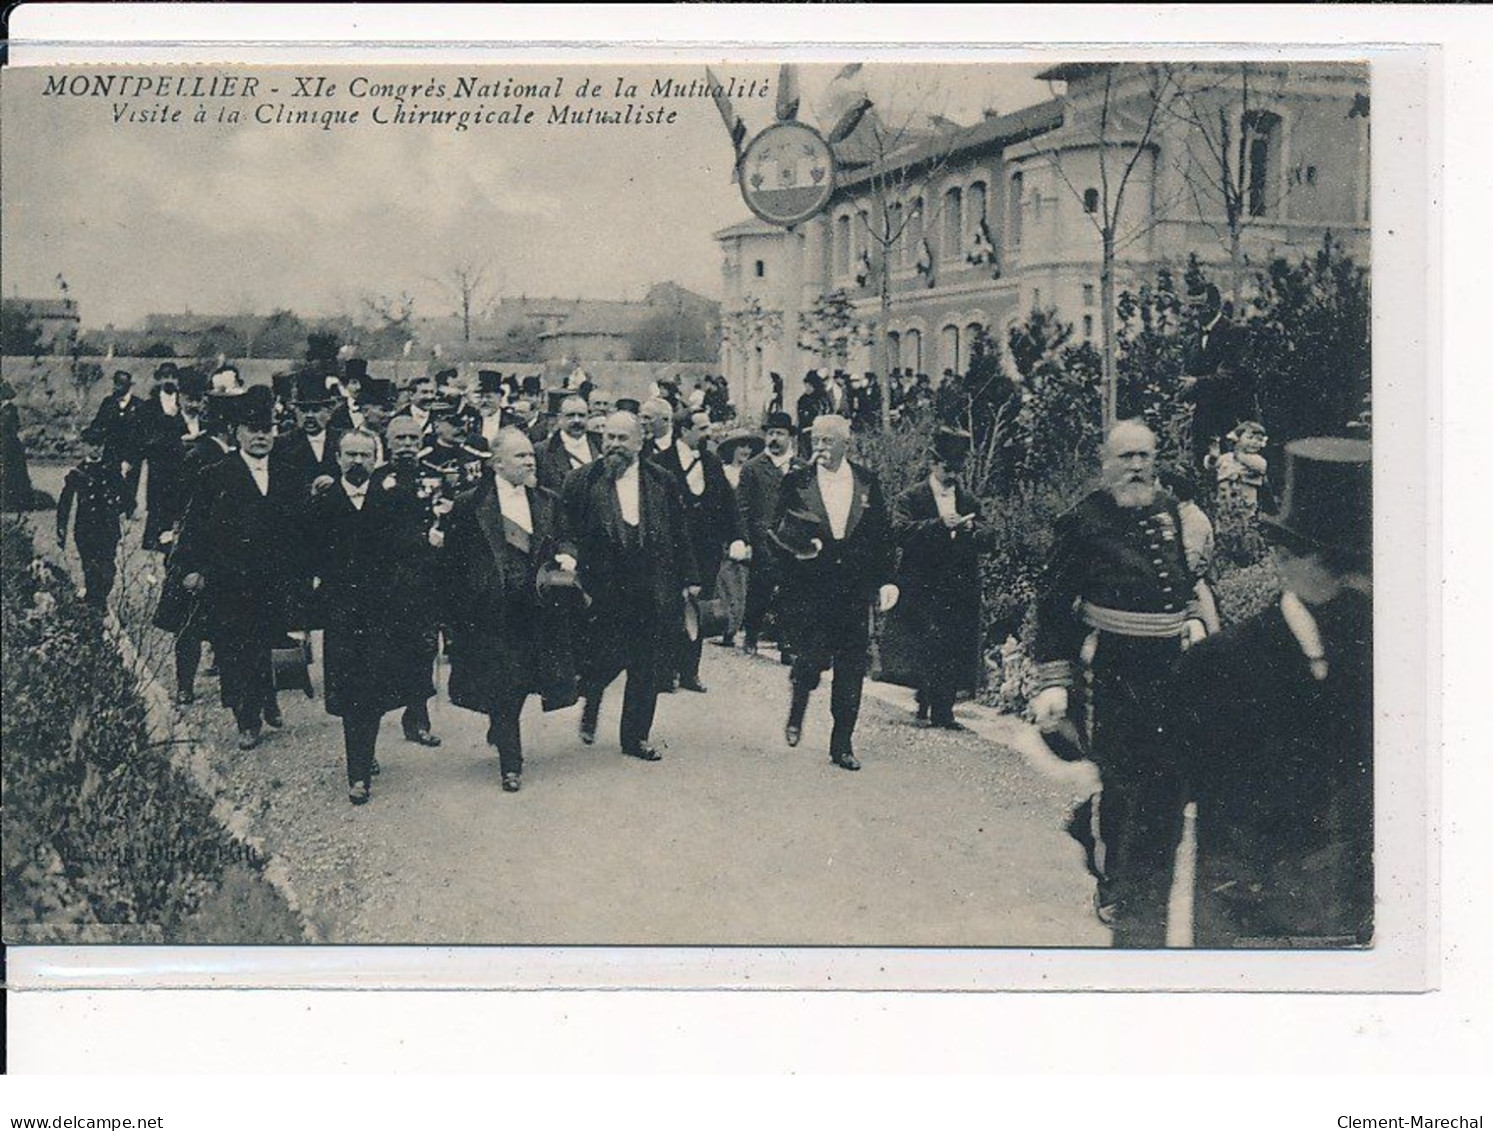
xmin=1110 ymin=481 xmax=1158 ymax=510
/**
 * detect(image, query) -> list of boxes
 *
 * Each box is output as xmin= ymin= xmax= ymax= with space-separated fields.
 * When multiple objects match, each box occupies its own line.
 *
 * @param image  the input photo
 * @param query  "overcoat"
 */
xmin=1165 ymin=592 xmax=1374 ymax=946
xmin=534 ymin=429 xmax=601 ymax=494
xmin=441 ymin=475 xmax=578 ymax=712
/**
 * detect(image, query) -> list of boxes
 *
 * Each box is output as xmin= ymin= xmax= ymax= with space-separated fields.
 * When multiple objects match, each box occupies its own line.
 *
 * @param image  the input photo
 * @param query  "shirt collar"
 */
xmin=618 ymin=459 xmax=640 ymax=483
xmin=493 ymin=470 xmax=526 ymax=494
xmin=817 ymin=459 xmax=853 ymax=483
xmin=241 ymin=451 xmax=268 ymax=470
xmin=768 ymin=449 xmax=792 ymax=470
xmin=341 ymin=477 xmax=367 ymax=497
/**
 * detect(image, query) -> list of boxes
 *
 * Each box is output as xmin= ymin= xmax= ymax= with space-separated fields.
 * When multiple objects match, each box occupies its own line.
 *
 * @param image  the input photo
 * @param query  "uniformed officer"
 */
xmin=55 ymin=424 xmax=128 ymax=609
xmin=1030 ymin=419 xmax=1208 ymax=946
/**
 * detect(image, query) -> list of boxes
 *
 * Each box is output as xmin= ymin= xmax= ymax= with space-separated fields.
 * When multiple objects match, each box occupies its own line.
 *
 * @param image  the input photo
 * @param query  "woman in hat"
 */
xmin=0 ymin=377 xmax=42 ymax=512
xmin=889 ymin=428 xmax=995 ymax=729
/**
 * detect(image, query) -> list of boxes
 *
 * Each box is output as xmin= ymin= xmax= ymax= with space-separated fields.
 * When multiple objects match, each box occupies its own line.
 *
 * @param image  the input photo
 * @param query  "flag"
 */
xmin=775 ymin=63 xmax=800 ymax=122
xmin=705 ymin=65 xmax=745 ymax=181
xmin=829 ymin=96 xmax=875 ymax=144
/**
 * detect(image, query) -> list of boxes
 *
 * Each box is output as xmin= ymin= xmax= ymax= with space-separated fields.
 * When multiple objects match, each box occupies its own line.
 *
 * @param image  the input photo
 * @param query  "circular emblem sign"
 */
xmin=739 ymin=121 xmax=837 ymax=228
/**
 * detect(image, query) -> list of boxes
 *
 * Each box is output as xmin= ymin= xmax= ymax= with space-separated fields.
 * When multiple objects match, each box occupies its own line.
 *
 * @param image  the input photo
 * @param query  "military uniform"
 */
xmin=1034 ymin=488 xmax=1201 ymax=946
xmin=55 ymin=455 xmax=127 ymax=608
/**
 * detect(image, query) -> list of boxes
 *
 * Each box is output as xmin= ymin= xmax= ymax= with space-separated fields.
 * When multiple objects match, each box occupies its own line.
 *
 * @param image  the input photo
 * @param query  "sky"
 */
xmin=0 ymin=62 xmax=1050 ymax=329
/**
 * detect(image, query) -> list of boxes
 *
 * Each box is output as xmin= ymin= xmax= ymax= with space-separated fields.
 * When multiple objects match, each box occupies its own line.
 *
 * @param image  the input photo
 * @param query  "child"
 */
xmin=56 ymin=424 xmax=128 ymax=610
xmin=1216 ymin=421 xmax=1269 ymax=510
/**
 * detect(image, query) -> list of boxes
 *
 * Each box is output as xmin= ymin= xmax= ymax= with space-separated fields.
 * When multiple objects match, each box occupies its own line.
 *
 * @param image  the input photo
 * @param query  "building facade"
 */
xmin=716 ymin=61 xmax=1370 ymax=421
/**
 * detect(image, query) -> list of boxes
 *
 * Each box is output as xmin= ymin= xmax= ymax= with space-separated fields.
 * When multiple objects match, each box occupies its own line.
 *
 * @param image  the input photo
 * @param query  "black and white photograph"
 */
xmin=0 ymin=52 xmax=1400 ymax=968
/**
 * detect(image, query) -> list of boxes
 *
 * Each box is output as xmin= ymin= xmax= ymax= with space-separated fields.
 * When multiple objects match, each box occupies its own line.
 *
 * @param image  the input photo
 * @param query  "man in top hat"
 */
xmin=561 ymin=410 xmax=700 ymax=762
xmin=172 ymin=385 xmax=299 ymax=748
xmin=137 ymin=362 xmax=190 ymax=552
xmin=535 ymin=393 xmax=601 ymax=493
xmin=90 ymin=368 xmax=146 ymax=517
xmin=1180 ymin=282 xmax=1255 ymax=471
xmin=471 ymin=370 xmax=507 ymax=448
xmin=1030 ymin=419 xmax=1208 ymax=946
xmin=772 ymin=413 xmax=898 ymax=771
xmin=889 ymin=428 xmax=996 ymax=729
xmin=795 ymin=371 xmax=830 ymax=458
xmin=736 ymin=411 xmax=804 ymax=659
xmin=442 ymin=427 xmax=579 ymax=793
xmin=654 ymin=406 xmax=747 ymax=692
xmin=55 ymin=423 xmax=129 ymax=610
xmin=1164 ymin=437 xmax=1373 ymax=947
xmin=713 ymin=426 xmax=764 ymax=648
xmin=272 ymin=370 xmax=343 ymax=496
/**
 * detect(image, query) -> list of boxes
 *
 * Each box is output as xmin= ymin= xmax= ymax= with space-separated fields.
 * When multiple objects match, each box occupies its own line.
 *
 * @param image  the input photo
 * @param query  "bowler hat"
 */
xmin=1260 ymin=437 xmax=1371 ymax=559
xmin=476 ymin=369 xmax=504 ymax=395
xmin=521 ymin=374 xmax=543 ymax=397
xmin=153 ymin=361 xmax=179 ymax=381
xmin=177 ymin=368 xmax=209 ymax=399
xmin=433 ymin=367 xmax=460 ymax=386
xmin=684 ymin=593 xmax=730 ymax=643
xmin=717 ymin=429 xmax=765 ymax=463
xmin=932 ymin=427 xmax=972 ymax=469
xmin=359 ymin=377 xmax=396 ymax=409
xmin=764 ymin=410 xmax=796 ymax=434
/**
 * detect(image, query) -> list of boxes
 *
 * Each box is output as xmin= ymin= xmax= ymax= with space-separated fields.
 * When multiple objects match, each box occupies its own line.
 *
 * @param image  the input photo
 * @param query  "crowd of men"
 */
xmin=49 ymin=291 xmax=1372 ymax=947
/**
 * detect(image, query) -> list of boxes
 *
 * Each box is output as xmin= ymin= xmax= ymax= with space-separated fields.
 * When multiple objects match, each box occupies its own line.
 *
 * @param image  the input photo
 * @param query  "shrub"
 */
xmin=1212 ymin=557 xmax=1281 ymax=627
xmin=1 ymin=515 xmax=299 ymax=941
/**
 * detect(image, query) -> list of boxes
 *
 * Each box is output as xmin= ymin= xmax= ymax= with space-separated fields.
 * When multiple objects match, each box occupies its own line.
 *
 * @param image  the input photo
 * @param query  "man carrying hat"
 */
xmin=890 ymin=428 xmax=996 ymax=730
xmin=1164 ymin=438 xmax=1373 ymax=947
xmin=535 ymin=393 xmax=600 ymax=493
xmin=1030 ymin=419 xmax=1208 ymax=946
xmin=442 ymin=427 xmax=579 ymax=793
xmin=172 ymin=385 xmax=298 ymax=749
xmin=772 ymin=414 xmax=898 ymax=771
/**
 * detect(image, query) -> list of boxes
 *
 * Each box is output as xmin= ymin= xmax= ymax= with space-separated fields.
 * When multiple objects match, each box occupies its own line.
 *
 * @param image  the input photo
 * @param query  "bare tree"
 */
xmin=429 ymin=258 xmax=491 ymax=347
xmin=1019 ymin=63 xmax=1184 ymax=427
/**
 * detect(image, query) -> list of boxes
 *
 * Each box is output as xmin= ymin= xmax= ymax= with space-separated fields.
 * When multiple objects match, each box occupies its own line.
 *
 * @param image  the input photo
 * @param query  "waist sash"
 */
xmin=1081 ymin=601 xmax=1189 ymax=638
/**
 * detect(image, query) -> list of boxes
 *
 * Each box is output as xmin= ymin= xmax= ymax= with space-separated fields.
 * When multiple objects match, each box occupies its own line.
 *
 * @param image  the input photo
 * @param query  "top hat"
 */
xmin=932 ymin=427 xmax=973 ymax=469
xmin=112 ymin=369 xmax=134 ymax=386
xmin=520 ymin=374 xmax=544 ymax=397
xmin=359 ymin=377 xmax=397 ymax=409
xmin=1260 ymin=437 xmax=1371 ymax=559
xmin=770 ymin=506 xmax=825 ymax=561
xmin=271 ymin=372 xmax=297 ymax=402
xmin=343 ymin=358 xmax=369 ymax=384
xmin=764 ymin=411 xmax=796 ymax=434
xmin=536 ymin=561 xmax=590 ymax=609
xmin=717 ymin=429 xmax=765 ymax=464
xmin=547 ymin=388 xmax=579 ymax=416
xmin=223 ymin=384 xmax=275 ymax=430
xmin=176 ymin=368 xmax=209 ymax=399
xmin=476 ymin=370 xmax=504 ymax=395
xmin=292 ymin=370 xmax=338 ymax=406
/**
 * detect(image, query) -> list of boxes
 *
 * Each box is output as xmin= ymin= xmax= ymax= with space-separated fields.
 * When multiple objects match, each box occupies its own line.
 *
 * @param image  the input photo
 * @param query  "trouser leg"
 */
xmin=742 ymin=567 xmax=772 ymax=646
xmin=175 ymin=628 xmax=202 ymax=693
xmin=488 ymin=690 xmax=527 ymax=777
xmin=342 ymin=711 xmax=380 ymax=788
xmin=678 ymin=631 xmax=704 ymax=684
xmin=828 ymin=646 xmax=867 ymax=759
xmin=926 ymin=679 xmax=957 ymax=725
xmin=402 ymin=700 xmax=431 ymax=735
xmin=619 ymin=643 xmax=659 ymax=752
xmin=80 ymin=550 xmax=116 ymax=609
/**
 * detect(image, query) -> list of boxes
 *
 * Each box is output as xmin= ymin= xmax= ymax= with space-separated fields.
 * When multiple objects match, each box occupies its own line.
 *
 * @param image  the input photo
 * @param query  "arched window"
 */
xmin=888 ymin=202 xmax=904 ymax=267
xmin=855 ymin=208 xmax=870 ymax=266
xmin=1083 ymin=187 xmax=1100 ymax=214
xmin=964 ymin=322 xmax=984 ymax=370
xmin=1009 ymin=173 xmax=1024 ymax=246
xmin=1242 ymin=110 xmax=1284 ymax=218
xmin=903 ymin=328 xmax=922 ymax=374
xmin=969 ymin=182 xmax=987 ymax=232
xmin=943 ymin=186 xmax=963 ymax=257
xmin=941 ymin=325 xmax=961 ymax=376
xmin=887 ymin=330 xmax=901 ymax=369
xmin=834 ymin=214 xmax=851 ymax=277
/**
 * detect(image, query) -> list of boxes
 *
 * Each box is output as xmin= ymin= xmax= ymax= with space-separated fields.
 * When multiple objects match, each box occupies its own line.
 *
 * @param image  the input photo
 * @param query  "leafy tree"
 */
xmin=630 ymin=306 xmax=718 ymax=363
xmin=1 ymin=305 xmax=45 ymax=357
xmin=139 ymin=341 xmax=178 ymax=359
xmin=193 ymin=324 xmax=248 ymax=363
xmin=796 ymin=289 xmax=868 ymax=371
xmin=304 ymin=330 xmax=342 ymax=368
xmin=252 ymin=309 xmax=310 ymax=360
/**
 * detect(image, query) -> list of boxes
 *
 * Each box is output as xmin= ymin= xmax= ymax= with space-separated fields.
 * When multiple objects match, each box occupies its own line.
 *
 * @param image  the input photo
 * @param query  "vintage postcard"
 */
xmin=0 ymin=42 xmax=1433 ymax=992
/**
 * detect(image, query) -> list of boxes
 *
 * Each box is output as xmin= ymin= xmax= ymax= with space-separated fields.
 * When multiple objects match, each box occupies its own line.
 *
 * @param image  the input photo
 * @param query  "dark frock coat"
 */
xmin=884 ymin=479 xmax=995 ymax=693
xmin=1165 ymin=592 xmax=1373 ymax=946
xmin=771 ymin=459 xmax=895 ymax=664
xmin=442 ymin=476 xmax=577 ymax=712
xmin=559 ymin=459 xmax=700 ymax=675
xmin=306 ymin=484 xmax=412 ymax=718
xmin=363 ymin=459 xmax=443 ymax=701
xmin=534 ymin=429 xmax=601 ymax=494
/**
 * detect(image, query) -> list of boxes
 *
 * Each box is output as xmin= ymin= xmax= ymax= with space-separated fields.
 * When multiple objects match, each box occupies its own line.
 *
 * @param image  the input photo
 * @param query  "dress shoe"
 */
xmin=237 ymin=728 xmax=259 ymax=751
xmin=175 ymin=689 xmax=195 ymax=705
xmin=404 ymin=728 xmax=442 ymax=747
xmin=502 ymin=772 xmax=522 ymax=793
xmin=831 ymin=751 xmax=861 ymax=771
xmin=348 ymin=781 xmax=370 ymax=806
xmin=784 ymin=725 xmax=802 ymax=748
xmin=624 ymin=742 xmax=662 ymax=762
xmin=1093 ymin=890 xmax=1119 ymax=926
xmin=711 ymin=636 xmax=736 ymax=648
xmin=678 ymin=678 xmax=708 ymax=693
xmin=370 ymin=757 xmax=381 ymax=777
xmin=657 ymin=678 xmax=678 ymax=694
xmin=262 ymin=707 xmax=284 ymax=729
xmin=915 ymin=702 xmax=930 ymax=723
xmin=742 ymin=641 xmax=759 ymax=656
xmin=579 ymin=724 xmax=596 ymax=746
